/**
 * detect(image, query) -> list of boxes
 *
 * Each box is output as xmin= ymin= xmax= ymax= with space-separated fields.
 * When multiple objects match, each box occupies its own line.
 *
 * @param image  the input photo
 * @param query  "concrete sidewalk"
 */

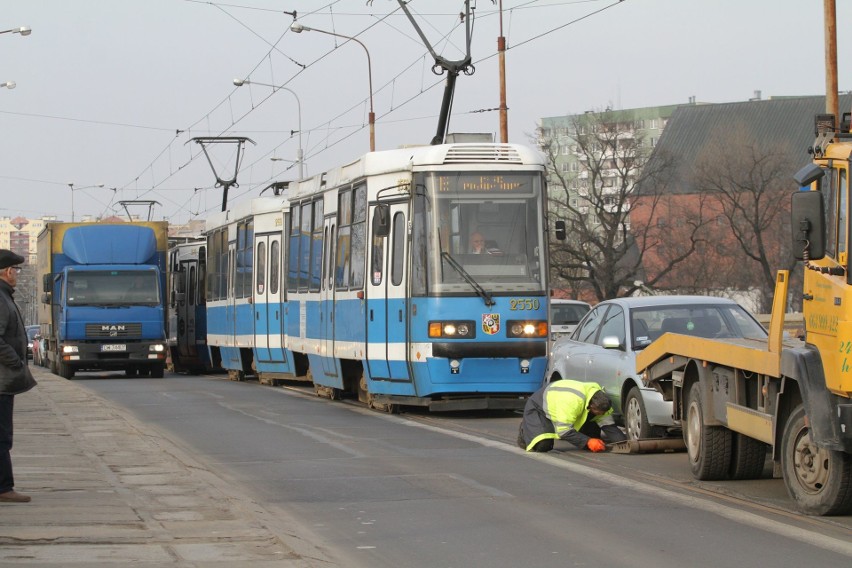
xmin=0 ymin=367 xmax=334 ymax=567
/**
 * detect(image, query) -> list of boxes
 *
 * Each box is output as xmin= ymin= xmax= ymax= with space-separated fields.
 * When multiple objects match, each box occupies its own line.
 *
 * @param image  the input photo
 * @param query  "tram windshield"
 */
xmin=412 ymin=170 xmax=547 ymax=295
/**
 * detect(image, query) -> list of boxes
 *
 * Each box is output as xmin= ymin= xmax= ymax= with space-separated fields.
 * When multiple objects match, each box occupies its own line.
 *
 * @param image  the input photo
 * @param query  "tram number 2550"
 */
xmin=509 ymin=298 xmax=540 ymax=311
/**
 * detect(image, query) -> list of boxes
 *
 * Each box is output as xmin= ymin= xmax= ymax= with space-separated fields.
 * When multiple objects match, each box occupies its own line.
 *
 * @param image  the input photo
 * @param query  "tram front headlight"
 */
xmin=428 ymin=320 xmax=476 ymax=338
xmin=507 ymin=320 xmax=548 ymax=338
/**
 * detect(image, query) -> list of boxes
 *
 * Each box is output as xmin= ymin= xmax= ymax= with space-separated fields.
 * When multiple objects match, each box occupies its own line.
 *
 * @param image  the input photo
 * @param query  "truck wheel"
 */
xmin=781 ymin=404 xmax=852 ymax=515
xmin=58 ymin=361 xmax=74 ymax=380
xmin=49 ymin=357 xmax=58 ymax=375
xmin=150 ymin=364 xmax=165 ymax=379
xmin=729 ymin=432 xmax=768 ymax=480
xmin=624 ymin=386 xmax=666 ymax=440
xmin=685 ymin=382 xmax=731 ymax=480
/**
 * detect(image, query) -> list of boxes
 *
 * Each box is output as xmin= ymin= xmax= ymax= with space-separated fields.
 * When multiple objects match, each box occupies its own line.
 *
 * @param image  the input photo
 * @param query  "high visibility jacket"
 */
xmin=523 ymin=379 xmax=615 ymax=451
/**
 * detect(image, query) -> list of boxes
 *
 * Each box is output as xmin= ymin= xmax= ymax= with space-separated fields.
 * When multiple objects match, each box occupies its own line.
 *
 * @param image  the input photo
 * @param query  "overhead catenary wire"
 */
xmin=69 ymin=0 xmax=628 ymax=223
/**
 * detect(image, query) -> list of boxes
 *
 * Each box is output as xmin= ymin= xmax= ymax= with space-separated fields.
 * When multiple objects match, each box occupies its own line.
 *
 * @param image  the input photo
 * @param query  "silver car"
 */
xmin=549 ymin=299 xmax=591 ymax=340
xmin=545 ymin=296 xmax=767 ymax=439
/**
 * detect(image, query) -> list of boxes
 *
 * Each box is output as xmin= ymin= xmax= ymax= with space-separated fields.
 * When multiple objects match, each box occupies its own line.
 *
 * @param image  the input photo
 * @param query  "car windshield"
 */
xmin=630 ymin=303 xmax=767 ymax=351
xmin=26 ymin=326 xmax=38 ymax=340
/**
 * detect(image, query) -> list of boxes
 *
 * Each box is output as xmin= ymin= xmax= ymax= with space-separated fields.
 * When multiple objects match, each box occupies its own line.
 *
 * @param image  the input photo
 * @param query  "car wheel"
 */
xmin=623 ymin=386 xmax=666 ymax=440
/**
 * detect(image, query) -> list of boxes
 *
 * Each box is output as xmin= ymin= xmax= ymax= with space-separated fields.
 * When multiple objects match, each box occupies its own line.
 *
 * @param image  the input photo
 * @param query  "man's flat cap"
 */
xmin=0 ymin=249 xmax=25 ymax=270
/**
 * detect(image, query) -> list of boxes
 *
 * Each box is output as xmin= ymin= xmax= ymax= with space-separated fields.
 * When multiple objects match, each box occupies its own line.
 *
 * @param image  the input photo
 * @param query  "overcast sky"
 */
xmin=2 ymin=0 xmax=849 ymax=226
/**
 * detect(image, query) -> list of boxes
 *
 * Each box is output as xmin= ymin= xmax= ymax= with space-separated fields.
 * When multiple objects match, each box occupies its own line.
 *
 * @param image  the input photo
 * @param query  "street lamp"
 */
xmin=290 ymin=22 xmax=375 ymax=152
xmin=233 ymin=78 xmax=304 ymax=179
xmin=0 ymin=26 xmax=31 ymax=36
xmin=68 ymin=183 xmax=105 ymax=222
xmin=0 ymin=81 xmax=15 ymax=90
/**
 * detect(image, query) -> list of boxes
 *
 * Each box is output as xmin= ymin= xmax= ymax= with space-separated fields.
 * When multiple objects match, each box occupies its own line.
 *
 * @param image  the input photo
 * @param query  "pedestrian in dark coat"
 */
xmin=0 ymin=249 xmax=37 ymax=503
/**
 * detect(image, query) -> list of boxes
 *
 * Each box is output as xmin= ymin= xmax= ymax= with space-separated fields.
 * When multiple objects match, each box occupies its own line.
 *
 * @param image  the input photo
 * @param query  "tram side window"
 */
xmin=299 ymin=201 xmax=312 ymax=291
xmin=392 ymin=211 xmax=405 ymax=286
xmin=236 ymin=220 xmax=254 ymax=299
xmin=287 ymin=205 xmax=301 ymax=291
xmin=188 ymin=266 xmax=196 ymax=306
xmin=336 ymin=189 xmax=353 ymax=289
xmin=198 ymin=246 xmax=207 ymax=304
xmin=207 ymin=229 xmax=226 ymax=301
xmin=350 ymin=185 xmax=367 ymax=290
xmin=371 ymin=221 xmax=384 ymax=287
xmin=310 ymin=198 xmax=324 ymax=291
xmin=326 ymin=225 xmax=336 ymax=290
xmin=270 ymin=240 xmax=280 ymax=295
xmin=218 ymin=232 xmax=227 ymax=301
xmin=256 ymin=241 xmax=266 ymax=295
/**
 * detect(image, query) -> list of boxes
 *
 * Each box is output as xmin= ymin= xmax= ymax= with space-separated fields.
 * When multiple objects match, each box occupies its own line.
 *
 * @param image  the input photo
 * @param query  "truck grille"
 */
xmin=85 ymin=323 xmax=142 ymax=338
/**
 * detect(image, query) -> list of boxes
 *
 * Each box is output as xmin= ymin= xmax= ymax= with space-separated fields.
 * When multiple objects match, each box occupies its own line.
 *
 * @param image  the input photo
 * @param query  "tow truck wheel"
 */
xmin=781 ymin=404 xmax=852 ymax=515
xmin=729 ymin=432 xmax=768 ymax=480
xmin=685 ymin=382 xmax=731 ymax=480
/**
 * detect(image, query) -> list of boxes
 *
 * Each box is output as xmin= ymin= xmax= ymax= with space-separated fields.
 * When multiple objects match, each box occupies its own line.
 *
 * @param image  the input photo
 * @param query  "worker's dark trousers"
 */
xmin=0 ymin=395 xmax=15 ymax=493
xmin=516 ymin=412 xmax=602 ymax=452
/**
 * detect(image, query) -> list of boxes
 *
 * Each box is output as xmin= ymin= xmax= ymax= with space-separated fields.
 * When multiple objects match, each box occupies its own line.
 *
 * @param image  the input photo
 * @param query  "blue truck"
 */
xmin=36 ymin=221 xmax=170 ymax=379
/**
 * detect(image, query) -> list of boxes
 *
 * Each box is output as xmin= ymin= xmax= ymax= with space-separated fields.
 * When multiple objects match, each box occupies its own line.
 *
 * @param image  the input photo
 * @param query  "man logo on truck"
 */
xmin=101 ymin=325 xmax=126 ymax=332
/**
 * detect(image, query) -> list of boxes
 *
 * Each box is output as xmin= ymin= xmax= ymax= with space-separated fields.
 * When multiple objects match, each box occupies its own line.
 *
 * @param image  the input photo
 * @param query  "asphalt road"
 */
xmin=76 ymin=371 xmax=852 ymax=568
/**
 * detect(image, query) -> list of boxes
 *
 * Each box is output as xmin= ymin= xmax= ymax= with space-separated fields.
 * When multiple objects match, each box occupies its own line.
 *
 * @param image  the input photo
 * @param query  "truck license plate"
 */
xmin=101 ymin=344 xmax=126 ymax=352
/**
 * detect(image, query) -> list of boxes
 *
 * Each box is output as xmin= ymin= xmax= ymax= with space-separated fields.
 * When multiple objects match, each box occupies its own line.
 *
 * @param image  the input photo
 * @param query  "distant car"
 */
xmin=545 ymin=296 xmax=768 ymax=440
xmin=26 ymin=325 xmax=39 ymax=360
xmin=549 ymin=299 xmax=591 ymax=339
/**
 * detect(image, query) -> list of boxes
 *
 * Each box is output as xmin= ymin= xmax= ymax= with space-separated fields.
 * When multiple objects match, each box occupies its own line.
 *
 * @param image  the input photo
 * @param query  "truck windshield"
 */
xmin=66 ymin=270 xmax=160 ymax=306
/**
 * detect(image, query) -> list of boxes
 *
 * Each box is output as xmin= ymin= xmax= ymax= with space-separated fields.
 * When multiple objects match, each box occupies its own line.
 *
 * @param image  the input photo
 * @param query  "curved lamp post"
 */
xmin=68 ymin=183 xmax=105 ymax=222
xmin=233 ymin=78 xmax=304 ymax=179
xmin=290 ymin=22 xmax=375 ymax=152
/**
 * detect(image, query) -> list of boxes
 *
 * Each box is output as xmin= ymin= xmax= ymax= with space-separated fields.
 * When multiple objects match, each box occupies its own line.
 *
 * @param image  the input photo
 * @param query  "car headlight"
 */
xmin=507 ymin=320 xmax=548 ymax=338
xmin=428 ymin=321 xmax=476 ymax=339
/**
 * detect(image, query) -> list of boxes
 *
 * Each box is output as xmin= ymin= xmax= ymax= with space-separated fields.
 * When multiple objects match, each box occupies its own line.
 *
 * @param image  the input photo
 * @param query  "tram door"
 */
xmin=320 ymin=219 xmax=340 ymax=380
xmin=227 ymin=244 xmax=238 ymax=349
xmin=366 ymin=203 xmax=411 ymax=381
xmin=253 ymin=236 xmax=271 ymax=362
xmin=176 ymin=257 xmax=199 ymax=360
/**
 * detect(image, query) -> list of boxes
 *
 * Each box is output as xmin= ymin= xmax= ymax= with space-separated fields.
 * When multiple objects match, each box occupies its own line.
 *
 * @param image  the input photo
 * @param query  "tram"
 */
xmin=205 ymin=142 xmax=551 ymax=411
xmin=167 ymin=238 xmax=212 ymax=374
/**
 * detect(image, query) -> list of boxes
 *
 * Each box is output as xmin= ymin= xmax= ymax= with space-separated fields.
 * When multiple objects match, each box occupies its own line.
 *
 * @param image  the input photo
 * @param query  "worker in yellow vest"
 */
xmin=517 ymin=379 xmax=626 ymax=452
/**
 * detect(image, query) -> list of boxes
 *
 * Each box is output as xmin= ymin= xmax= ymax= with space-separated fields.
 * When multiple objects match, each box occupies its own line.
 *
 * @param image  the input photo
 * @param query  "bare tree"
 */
xmin=693 ymin=127 xmax=799 ymax=312
xmin=540 ymin=110 xmax=706 ymax=301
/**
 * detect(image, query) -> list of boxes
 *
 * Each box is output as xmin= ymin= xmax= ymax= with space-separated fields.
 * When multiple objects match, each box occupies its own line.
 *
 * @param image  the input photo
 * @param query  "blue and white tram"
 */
xmin=167 ymin=238 xmax=212 ymax=374
xmin=205 ymin=196 xmax=288 ymax=380
xmin=285 ymin=142 xmax=551 ymax=411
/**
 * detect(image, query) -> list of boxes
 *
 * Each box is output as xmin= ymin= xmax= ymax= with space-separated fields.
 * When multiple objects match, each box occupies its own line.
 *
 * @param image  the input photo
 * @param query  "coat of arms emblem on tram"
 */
xmin=482 ymin=313 xmax=500 ymax=335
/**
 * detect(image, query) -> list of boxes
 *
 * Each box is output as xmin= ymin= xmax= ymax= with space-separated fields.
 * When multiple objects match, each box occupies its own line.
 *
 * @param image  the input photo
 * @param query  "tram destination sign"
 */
xmin=436 ymin=173 xmax=529 ymax=194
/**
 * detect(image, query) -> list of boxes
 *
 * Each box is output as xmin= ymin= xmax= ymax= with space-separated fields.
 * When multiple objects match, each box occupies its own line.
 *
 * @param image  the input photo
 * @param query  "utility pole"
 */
xmin=824 ymin=0 xmax=838 ymax=119
xmin=498 ymin=0 xmax=508 ymax=143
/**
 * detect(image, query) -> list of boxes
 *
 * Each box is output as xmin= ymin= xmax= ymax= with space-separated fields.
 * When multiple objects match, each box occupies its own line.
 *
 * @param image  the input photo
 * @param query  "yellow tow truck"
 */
xmin=636 ymin=114 xmax=852 ymax=515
